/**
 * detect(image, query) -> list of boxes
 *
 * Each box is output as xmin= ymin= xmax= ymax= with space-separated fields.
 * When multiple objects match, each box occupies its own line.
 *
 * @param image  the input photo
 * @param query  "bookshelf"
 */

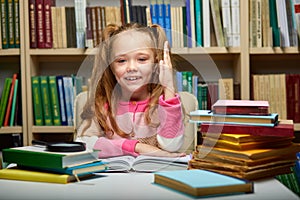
xmin=0 ymin=0 xmax=27 ymax=146
xmin=0 ymin=0 xmax=297 ymax=146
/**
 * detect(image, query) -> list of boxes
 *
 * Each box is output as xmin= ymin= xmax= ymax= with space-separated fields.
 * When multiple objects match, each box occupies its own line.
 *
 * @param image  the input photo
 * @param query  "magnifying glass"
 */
xmin=32 ymin=140 xmax=86 ymax=152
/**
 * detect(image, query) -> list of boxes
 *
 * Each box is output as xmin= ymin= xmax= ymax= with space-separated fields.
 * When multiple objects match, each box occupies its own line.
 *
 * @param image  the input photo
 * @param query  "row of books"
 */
xmin=0 ymin=145 xmax=107 ymax=184
xmin=276 ymin=166 xmax=300 ymax=197
xmin=0 ymin=73 xmax=22 ymax=128
xmin=251 ymin=73 xmax=300 ymax=123
xmin=31 ymin=75 xmax=84 ymax=126
xmin=188 ymin=99 xmax=300 ymax=180
xmin=28 ymin=0 xmax=241 ymax=49
xmin=250 ymin=0 xmax=300 ymax=48
xmin=0 ymin=0 xmax=20 ymax=49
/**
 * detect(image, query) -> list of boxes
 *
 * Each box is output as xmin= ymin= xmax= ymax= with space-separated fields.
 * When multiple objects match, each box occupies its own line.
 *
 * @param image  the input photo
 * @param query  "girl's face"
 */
xmin=110 ymin=31 xmax=155 ymax=100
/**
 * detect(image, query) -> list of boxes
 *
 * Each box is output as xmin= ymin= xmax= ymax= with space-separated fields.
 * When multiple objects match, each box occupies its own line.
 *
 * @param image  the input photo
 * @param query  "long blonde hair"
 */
xmin=80 ymin=23 xmax=174 ymax=138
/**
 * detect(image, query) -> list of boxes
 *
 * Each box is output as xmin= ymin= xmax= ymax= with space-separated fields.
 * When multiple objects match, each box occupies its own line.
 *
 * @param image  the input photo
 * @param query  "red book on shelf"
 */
xmin=212 ymin=99 xmax=269 ymax=115
xmin=200 ymin=120 xmax=294 ymax=137
xmin=3 ymin=74 xmax=18 ymax=126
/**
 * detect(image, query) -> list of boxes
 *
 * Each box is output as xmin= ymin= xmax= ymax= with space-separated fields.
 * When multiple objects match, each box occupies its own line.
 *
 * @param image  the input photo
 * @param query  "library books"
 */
xmin=2 ymin=145 xmax=99 ymax=169
xmin=101 ymin=155 xmax=191 ymax=172
xmin=212 ymin=99 xmax=269 ymax=115
xmin=189 ymin=110 xmax=278 ymax=127
xmin=154 ymin=169 xmax=254 ymax=197
xmin=200 ymin=120 xmax=294 ymax=137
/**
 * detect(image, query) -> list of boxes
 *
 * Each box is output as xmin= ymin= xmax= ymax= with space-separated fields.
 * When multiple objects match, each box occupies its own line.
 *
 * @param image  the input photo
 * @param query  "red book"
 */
xmin=29 ymin=0 xmax=37 ymax=48
xmin=36 ymin=0 xmax=45 ymax=48
xmin=43 ymin=0 xmax=55 ymax=48
xmin=212 ymin=99 xmax=269 ymax=115
xmin=3 ymin=74 xmax=18 ymax=126
xmin=200 ymin=120 xmax=294 ymax=137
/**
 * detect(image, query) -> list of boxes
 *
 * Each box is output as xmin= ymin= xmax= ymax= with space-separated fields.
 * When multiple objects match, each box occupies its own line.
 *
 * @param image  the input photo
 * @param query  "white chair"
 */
xmin=73 ymin=91 xmax=198 ymax=153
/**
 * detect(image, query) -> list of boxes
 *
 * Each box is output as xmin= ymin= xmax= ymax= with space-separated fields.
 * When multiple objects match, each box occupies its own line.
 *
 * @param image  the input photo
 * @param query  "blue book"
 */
xmin=176 ymin=71 xmax=183 ymax=92
xmin=189 ymin=110 xmax=278 ymax=127
xmin=164 ymin=0 xmax=172 ymax=47
xmin=185 ymin=0 xmax=192 ymax=48
xmin=154 ymin=169 xmax=253 ymax=197
xmin=56 ymin=76 xmax=68 ymax=126
xmin=194 ymin=0 xmax=202 ymax=46
xmin=20 ymin=160 xmax=107 ymax=176
xmin=150 ymin=0 xmax=158 ymax=24
xmin=157 ymin=0 xmax=165 ymax=28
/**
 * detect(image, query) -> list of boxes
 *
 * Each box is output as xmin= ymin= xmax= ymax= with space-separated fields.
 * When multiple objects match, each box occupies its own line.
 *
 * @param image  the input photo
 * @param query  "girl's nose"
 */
xmin=126 ymin=60 xmax=138 ymax=72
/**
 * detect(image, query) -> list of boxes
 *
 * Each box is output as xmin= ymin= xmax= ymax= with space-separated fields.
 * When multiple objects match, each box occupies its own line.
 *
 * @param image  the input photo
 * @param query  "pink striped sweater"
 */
xmin=77 ymin=94 xmax=184 ymax=158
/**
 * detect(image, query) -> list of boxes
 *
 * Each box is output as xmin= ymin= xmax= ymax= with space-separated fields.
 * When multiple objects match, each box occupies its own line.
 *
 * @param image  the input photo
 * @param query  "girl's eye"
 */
xmin=116 ymin=59 xmax=126 ymax=64
xmin=138 ymin=57 xmax=148 ymax=62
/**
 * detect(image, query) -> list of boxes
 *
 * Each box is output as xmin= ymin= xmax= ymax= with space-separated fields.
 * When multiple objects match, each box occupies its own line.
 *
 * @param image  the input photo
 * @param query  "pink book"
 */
xmin=212 ymin=100 xmax=269 ymax=115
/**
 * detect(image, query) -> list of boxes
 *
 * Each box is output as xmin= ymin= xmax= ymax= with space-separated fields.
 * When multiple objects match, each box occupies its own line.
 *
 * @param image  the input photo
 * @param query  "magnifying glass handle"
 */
xmin=32 ymin=140 xmax=48 ymax=146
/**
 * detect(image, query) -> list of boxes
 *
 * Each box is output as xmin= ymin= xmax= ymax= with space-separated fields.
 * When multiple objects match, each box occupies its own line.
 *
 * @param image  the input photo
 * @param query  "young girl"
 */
xmin=76 ymin=23 xmax=185 ymax=158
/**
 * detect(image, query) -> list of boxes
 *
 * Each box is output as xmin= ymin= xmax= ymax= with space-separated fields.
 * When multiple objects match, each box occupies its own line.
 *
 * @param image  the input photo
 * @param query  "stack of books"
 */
xmin=188 ymin=99 xmax=300 ymax=180
xmin=0 ymin=145 xmax=107 ymax=184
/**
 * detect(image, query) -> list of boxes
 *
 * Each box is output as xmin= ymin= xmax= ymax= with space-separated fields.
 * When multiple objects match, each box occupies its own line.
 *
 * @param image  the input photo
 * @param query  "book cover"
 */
xmin=1 ymin=0 xmax=9 ymax=49
xmin=0 ymin=78 xmax=12 ymax=127
xmin=9 ymin=78 xmax=18 ymax=126
xmin=2 ymin=145 xmax=99 ymax=169
xmin=36 ymin=0 xmax=45 ymax=48
xmin=43 ymin=0 xmax=55 ymax=48
xmin=200 ymin=120 xmax=294 ymax=137
xmin=154 ymin=169 xmax=253 ymax=197
xmin=56 ymin=75 xmax=67 ymax=126
xmin=31 ymin=76 xmax=43 ymax=125
xmin=29 ymin=0 xmax=37 ymax=48
xmin=212 ymin=99 xmax=269 ymax=115
xmin=3 ymin=73 xmax=17 ymax=126
xmin=48 ymin=76 xmax=61 ymax=126
xmin=218 ymin=78 xmax=234 ymax=100
xmin=190 ymin=110 xmax=278 ymax=126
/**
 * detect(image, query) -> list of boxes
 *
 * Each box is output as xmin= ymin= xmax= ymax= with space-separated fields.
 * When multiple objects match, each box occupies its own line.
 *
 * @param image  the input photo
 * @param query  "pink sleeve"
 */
xmin=93 ymin=137 xmax=139 ymax=158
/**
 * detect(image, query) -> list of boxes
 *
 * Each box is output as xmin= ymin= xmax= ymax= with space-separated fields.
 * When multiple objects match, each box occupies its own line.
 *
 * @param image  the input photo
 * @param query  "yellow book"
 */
xmin=0 ymin=168 xmax=79 ymax=184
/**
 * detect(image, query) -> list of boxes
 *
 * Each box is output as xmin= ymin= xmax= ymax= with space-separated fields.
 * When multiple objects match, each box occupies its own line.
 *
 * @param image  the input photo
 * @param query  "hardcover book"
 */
xmin=200 ymin=120 xmax=294 ymax=137
xmin=102 ymin=155 xmax=191 ymax=172
xmin=212 ymin=99 xmax=269 ymax=115
xmin=190 ymin=110 xmax=278 ymax=127
xmin=2 ymin=146 xmax=99 ymax=170
xmin=154 ymin=169 xmax=254 ymax=197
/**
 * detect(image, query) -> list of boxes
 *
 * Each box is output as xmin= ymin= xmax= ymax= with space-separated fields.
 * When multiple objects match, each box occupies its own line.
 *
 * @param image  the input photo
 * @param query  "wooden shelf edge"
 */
xmin=250 ymin=47 xmax=300 ymax=54
xmin=0 ymin=48 xmax=20 ymax=56
xmin=32 ymin=126 xmax=74 ymax=133
xmin=0 ymin=126 xmax=22 ymax=134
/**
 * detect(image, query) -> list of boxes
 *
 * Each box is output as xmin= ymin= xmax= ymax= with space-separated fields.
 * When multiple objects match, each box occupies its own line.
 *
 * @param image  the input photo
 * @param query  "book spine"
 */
xmin=7 ymin=0 xmax=15 ymax=48
xmin=0 ymin=78 xmax=12 ymax=127
xmin=195 ymin=0 xmax=203 ymax=47
xmin=13 ymin=0 xmax=19 ymax=48
xmin=48 ymin=76 xmax=61 ymax=126
xmin=36 ymin=0 xmax=45 ymax=48
xmin=40 ymin=76 xmax=53 ymax=125
xmin=1 ymin=0 xmax=9 ymax=48
xmin=56 ymin=76 xmax=67 ymax=126
xmin=210 ymin=0 xmax=225 ymax=46
xmin=63 ymin=77 xmax=74 ymax=126
xmin=31 ymin=76 xmax=43 ymax=125
xmin=203 ymin=0 xmax=211 ymax=47
xmin=3 ymin=73 xmax=17 ymax=126
xmin=43 ymin=0 xmax=54 ymax=48
xmin=164 ymin=0 xmax=172 ymax=47
xmin=230 ymin=0 xmax=240 ymax=46
xmin=9 ymin=79 xmax=18 ymax=126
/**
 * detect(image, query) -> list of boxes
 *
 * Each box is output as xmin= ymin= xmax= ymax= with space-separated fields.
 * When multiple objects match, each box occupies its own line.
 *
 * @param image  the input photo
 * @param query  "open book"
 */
xmin=101 ymin=155 xmax=191 ymax=172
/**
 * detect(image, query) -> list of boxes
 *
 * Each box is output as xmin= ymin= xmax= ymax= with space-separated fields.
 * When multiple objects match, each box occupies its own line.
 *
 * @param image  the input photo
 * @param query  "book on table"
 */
xmin=212 ymin=99 xmax=269 ymax=115
xmin=101 ymin=154 xmax=191 ymax=172
xmin=2 ymin=146 xmax=99 ymax=169
xmin=200 ymin=120 xmax=294 ymax=137
xmin=189 ymin=110 xmax=278 ymax=127
xmin=153 ymin=169 xmax=254 ymax=197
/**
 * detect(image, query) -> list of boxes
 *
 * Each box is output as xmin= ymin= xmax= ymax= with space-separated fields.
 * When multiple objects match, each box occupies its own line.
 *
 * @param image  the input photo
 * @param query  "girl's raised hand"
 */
xmin=159 ymin=41 xmax=175 ymax=100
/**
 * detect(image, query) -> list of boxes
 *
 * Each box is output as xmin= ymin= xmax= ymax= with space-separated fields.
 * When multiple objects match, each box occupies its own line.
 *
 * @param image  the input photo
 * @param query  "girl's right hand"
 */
xmin=135 ymin=142 xmax=186 ymax=157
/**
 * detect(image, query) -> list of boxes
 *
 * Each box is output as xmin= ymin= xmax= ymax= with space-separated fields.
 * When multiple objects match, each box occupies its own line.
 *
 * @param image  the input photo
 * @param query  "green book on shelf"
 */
xmin=48 ymin=76 xmax=61 ymax=126
xmin=9 ymin=79 xmax=18 ymax=126
xmin=40 ymin=76 xmax=53 ymax=125
xmin=269 ymin=0 xmax=280 ymax=47
xmin=154 ymin=169 xmax=254 ymax=197
xmin=2 ymin=146 xmax=99 ymax=170
xmin=0 ymin=78 xmax=12 ymax=127
xmin=31 ymin=76 xmax=43 ymax=125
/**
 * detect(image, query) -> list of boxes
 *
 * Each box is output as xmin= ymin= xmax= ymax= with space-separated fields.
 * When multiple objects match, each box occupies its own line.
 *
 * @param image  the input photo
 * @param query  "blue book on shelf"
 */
xmin=185 ymin=0 xmax=192 ymax=48
xmin=164 ymin=0 xmax=172 ymax=47
xmin=56 ymin=76 xmax=68 ymax=126
xmin=189 ymin=110 xmax=278 ymax=127
xmin=194 ymin=0 xmax=203 ymax=46
xmin=157 ymin=0 xmax=165 ymax=28
xmin=154 ymin=169 xmax=253 ymax=197
xmin=150 ymin=0 xmax=158 ymax=24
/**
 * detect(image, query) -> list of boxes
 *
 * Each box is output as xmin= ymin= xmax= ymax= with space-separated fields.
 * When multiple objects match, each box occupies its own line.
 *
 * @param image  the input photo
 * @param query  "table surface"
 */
xmin=0 ymin=172 xmax=299 ymax=200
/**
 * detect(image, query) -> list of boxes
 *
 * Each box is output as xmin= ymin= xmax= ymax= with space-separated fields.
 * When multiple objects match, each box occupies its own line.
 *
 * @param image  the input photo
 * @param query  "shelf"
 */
xmin=250 ymin=47 xmax=300 ymax=54
xmin=0 ymin=126 xmax=22 ymax=134
xmin=32 ymin=126 xmax=74 ymax=133
xmin=0 ymin=49 xmax=20 ymax=56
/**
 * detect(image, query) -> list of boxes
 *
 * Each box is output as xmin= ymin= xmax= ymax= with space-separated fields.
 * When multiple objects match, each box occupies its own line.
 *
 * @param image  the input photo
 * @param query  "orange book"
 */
xmin=3 ymin=73 xmax=18 ymax=126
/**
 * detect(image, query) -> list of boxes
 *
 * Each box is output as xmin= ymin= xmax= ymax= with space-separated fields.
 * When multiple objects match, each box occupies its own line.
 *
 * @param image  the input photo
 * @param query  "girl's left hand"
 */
xmin=159 ymin=41 xmax=175 ymax=100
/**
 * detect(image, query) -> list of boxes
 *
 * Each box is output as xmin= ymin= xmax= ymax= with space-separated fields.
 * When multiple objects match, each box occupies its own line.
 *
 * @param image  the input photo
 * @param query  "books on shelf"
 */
xmin=190 ymin=110 xmax=278 ymax=127
xmin=2 ymin=145 xmax=99 ymax=169
xmin=154 ymin=169 xmax=254 ymax=197
xmin=212 ymin=99 xmax=269 ymax=115
xmin=101 ymin=155 xmax=191 ymax=172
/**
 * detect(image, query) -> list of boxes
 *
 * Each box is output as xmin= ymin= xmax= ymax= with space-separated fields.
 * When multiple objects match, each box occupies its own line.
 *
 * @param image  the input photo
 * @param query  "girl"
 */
xmin=77 ymin=23 xmax=185 ymax=158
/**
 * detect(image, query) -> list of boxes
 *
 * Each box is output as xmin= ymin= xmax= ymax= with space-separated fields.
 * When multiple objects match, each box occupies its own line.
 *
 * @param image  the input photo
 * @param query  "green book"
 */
xmin=154 ymin=169 xmax=253 ymax=197
xmin=269 ymin=0 xmax=280 ymax=47
xmin=0 ymin=0 xmax=9 ymax=49
xmin=48 ymin=76 xmax=61 ymax=126
xmin=31 ymin=76 xmax=43 ymax=125
xmin=0 ymin=78 xmax=12 ymax=127
xmin=2 ymin=146 xmax=99 ymax=170
xmin=40 ymin=76 xmax=53 ymax=125
xmin=9 ymin=79 xmax=18 ymax=126
xmin=182 ymin=6 xmax=187 ymax=47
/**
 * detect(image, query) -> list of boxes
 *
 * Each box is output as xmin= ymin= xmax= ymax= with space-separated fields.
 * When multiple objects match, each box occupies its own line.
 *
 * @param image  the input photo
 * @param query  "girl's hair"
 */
xmin=79 ymin=23 xmax=174 ymax=138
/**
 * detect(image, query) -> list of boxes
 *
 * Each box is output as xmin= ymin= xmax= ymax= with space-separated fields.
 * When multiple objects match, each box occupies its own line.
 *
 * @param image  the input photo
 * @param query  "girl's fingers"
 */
xmin=163 ymin=41 xmax=171 ymax=68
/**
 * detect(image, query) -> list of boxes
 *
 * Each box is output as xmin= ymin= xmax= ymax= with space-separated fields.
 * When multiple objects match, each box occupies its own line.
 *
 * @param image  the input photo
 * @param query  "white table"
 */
xmin=0 ymin=172 xmax=299 ymax=200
